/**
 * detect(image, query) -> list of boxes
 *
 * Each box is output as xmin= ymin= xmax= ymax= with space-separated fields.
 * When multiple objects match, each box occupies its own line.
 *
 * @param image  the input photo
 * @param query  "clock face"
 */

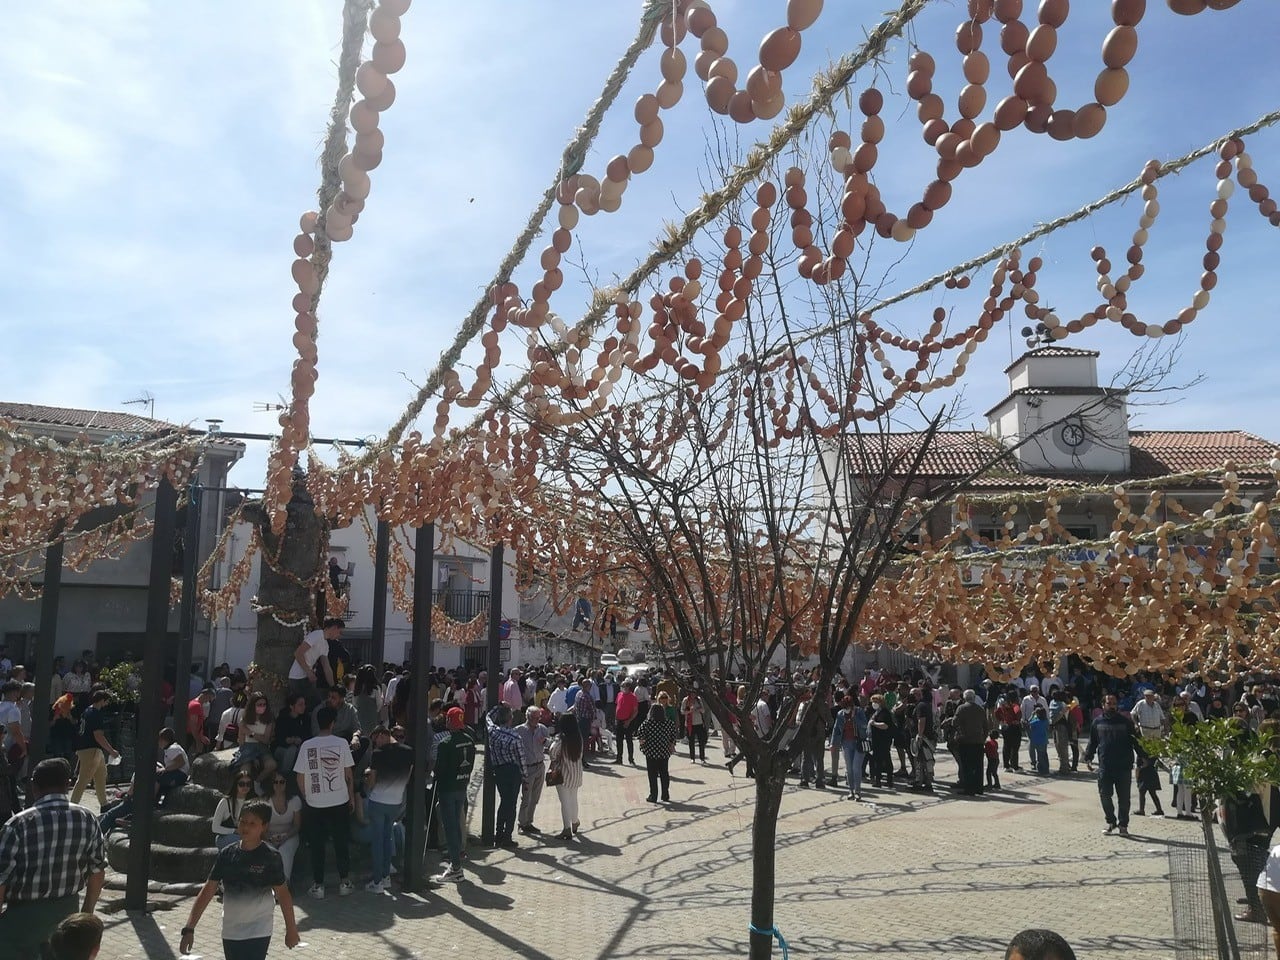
xmin=1060 ymin=421 xmax=1086 ymax=448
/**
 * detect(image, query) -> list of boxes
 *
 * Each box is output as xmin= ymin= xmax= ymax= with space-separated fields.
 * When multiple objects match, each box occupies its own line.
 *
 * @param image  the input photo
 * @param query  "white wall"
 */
xmin=210 ymin=509 xmax=521 ymax=671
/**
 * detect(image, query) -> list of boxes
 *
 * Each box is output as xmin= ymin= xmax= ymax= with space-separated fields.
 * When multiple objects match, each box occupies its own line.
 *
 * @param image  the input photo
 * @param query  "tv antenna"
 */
xmin=122 ymin=390 xmax=155 ymax=420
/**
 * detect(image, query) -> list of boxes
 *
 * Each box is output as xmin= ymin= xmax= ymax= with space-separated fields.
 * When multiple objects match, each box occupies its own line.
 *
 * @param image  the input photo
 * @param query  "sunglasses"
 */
xmin=272 ymin=778 xmax=286 ymax=785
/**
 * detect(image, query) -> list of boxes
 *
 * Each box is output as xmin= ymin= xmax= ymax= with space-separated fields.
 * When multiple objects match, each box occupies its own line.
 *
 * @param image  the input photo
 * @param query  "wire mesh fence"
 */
xmin=1169 ymin=817 xmax=1271 ymax=959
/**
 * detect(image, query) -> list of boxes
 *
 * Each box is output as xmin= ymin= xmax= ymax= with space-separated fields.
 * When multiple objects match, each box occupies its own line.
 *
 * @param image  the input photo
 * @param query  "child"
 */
xmin=1028 ymin=707 xmax=1050 ymax=775
xmin=984 ymin=732 xmax=1000 ymax=790
xmin=180 ymin=800 xmax=301 ymax=960
xmin=1136 ymin=753 xmax=1165 ymax=816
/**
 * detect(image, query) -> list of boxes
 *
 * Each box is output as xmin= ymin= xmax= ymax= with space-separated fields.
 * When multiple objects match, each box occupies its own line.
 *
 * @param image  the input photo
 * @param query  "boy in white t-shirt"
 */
xmin=180 ymin=799 xmax=300 ymax=960
xmin=156 ymin=727 xmax=190 ymax=805
xmin=287 ymin=618 xmax=343 ymax=706
xmin=294 ymin=706 xmax=355 ymax=899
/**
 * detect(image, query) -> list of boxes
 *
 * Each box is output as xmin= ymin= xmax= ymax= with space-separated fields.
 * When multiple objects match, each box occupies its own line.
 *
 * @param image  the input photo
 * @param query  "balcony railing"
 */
xmin=433 ymin=589 xmax=490 ymax=621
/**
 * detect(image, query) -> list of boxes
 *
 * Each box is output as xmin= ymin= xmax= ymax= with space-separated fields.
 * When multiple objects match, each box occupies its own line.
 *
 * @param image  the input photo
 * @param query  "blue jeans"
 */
xmin=99 ymin=795 xmax=134 ymax=834
xmin=366 ymin=799 xmax=399 ymax=883
xmin=438 ymin=789 xmax=466 ymax=871
xmin=842 ymin=744 xmax=864 ymax=796
xmin=1032 ymin=744 xmax=1049 ymax=775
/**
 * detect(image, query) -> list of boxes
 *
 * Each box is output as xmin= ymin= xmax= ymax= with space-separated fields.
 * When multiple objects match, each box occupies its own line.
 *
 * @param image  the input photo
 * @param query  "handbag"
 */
xmin=545 ymin=739 xmax=564 ymax=787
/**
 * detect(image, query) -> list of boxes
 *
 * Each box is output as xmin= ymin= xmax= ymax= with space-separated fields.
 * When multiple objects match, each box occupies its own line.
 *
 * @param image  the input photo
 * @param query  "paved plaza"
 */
xmin=97 ymin=743 xmax=1198 ymax=960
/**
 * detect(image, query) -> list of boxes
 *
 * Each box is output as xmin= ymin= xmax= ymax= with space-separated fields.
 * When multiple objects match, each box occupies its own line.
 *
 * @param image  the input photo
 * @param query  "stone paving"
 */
xmin=94 ymin=739 xmax=1199 ymax=960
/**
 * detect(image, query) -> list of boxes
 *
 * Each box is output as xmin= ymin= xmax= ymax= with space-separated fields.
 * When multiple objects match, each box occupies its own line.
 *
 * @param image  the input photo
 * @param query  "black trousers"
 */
xmin=616 ymin=716 xmax=636 ymax=761
xmin=1000 ymin=725 xmax=1022 ymax=769
xmin=304 ymin=802 xmax=350 ymax=885
xmin=955 ymin=742 xmax=984 ymax=794
xmin=646 ymin=754 xmax=670 ymax=800
xmin=687 ymin=724 xmax=708 ymax=760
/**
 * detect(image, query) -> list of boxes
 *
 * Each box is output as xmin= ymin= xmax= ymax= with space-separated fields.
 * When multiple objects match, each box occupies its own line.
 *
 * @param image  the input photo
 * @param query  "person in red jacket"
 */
xmin=614 ymin=680 xmax=639 ymax=765
xmin=994 ymin=694 xmax=1023 ymax=772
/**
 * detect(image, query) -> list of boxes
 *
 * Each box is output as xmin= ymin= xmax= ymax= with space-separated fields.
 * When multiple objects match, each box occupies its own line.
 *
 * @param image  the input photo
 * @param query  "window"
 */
xmin=1062 ymin=525 xmax=1096 ymax=541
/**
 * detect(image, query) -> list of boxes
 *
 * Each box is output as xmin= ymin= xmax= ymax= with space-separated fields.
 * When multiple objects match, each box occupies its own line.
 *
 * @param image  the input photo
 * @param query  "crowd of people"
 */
xmin=11 ymin=623 xmax=1280 ymax=957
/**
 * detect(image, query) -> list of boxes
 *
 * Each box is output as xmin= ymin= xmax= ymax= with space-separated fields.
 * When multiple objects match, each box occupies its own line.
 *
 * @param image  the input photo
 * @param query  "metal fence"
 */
xmin=1169 ymin=816 xmax=1271 ymax=959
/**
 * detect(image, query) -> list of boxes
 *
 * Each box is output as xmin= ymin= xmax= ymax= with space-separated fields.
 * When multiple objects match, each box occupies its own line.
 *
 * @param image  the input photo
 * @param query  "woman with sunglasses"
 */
xmin=265 ymin=773 xmax=302 ymax=882
xmin=212 ymin=771 xmax=255 ymax=850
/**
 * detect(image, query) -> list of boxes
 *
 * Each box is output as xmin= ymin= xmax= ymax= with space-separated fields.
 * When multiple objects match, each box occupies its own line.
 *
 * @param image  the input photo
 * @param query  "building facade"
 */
xmin=0 ymin=403 xmax=244 ymax=669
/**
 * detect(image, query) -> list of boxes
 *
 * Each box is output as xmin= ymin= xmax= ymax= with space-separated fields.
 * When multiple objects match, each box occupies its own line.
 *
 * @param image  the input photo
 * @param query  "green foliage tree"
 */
xmin=1146 ymin=718 xmax=1280 ymax=809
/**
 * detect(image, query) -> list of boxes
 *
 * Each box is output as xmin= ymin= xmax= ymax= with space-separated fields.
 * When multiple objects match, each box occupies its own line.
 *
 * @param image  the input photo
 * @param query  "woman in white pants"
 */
xmin=265 ymin=772 xmax=303 ymax=881
xmin=550 ymin=713 xmax=585 ymax=839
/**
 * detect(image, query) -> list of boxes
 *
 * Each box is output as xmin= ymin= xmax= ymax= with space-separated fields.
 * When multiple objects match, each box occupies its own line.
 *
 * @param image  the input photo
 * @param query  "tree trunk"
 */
xmin=245 ymin=473 xmax=328 ymax=706
xmin=749 ymin=762 xmax=786 ymax=960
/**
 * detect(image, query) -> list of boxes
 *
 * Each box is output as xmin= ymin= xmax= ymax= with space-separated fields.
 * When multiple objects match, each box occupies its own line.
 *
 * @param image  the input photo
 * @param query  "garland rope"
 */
xmin=363 ymin=0 xmax=676 ymax=465
xmin=302 ymin=0 xmax=372 ymax=341
xmin=810 ymin=106 xmax=1280 ymax=340
xmin=470 ymin=0 xmax=935 ymax=425
xmin=492 ymin=105 xmax=1280 ymax=432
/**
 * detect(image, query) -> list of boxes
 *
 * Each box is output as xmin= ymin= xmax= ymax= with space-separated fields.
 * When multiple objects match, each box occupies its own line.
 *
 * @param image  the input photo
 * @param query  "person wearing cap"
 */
xmin=1130 ymin=688 xmax=1166 ymax=741
xmin=432 ymin=708 xmax=476 ymax=883
xmin=0 ymin=758 xmax=106 ymax=957
xmin=70 ymin=690 xmax=118 ymax=809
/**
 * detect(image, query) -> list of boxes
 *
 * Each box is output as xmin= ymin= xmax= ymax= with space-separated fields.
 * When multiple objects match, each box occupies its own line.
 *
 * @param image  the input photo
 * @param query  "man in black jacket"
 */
xmin=1084 ymin=693 xmax=1142 ymax=835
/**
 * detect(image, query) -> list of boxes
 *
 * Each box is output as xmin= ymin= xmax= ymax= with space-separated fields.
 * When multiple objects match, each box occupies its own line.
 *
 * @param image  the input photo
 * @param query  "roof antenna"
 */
xmin=122 ymin=390 xmax=155 ymax=420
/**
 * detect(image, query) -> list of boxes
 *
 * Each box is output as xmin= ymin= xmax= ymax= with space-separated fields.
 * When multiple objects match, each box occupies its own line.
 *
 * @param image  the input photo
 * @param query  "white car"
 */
xmin=600 ymin=653 xmax=619 ymax=667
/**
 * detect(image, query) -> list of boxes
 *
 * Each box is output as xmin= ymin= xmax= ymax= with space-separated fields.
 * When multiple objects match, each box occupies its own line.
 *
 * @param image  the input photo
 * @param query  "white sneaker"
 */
xmin=338 ymin=879 xmax=355 ymax=896
xmin=307 ymin=883 xmax=325 ymax=899
xmin=365 ymin=879 xmax=388 ymax=893
xmin=432 ymin=867 xmax=463 ymax=883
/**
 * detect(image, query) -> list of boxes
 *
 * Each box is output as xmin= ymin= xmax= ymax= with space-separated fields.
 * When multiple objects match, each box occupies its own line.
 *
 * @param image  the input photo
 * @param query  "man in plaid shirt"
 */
xmin=485 ymin=705 xmax=526 ymax=849
xmin=0 ymin=758 xmax=106 ymax=956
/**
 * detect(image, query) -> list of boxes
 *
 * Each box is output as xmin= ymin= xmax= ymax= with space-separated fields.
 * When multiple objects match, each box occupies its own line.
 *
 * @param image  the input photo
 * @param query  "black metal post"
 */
xmin=27 ymin=526 xmax=64 ymax=766
xmin=370 ymin=518 xmax=390 ymax=669
xmin=404 ymin=521 xmax=434 ymax=893
xmin=125 ymin=477 xmax=179 ymax=910
xmin=171 ymin=483 xmax=202 ymax=725
xmin=481 ymin=542 xmax=503 ymax=845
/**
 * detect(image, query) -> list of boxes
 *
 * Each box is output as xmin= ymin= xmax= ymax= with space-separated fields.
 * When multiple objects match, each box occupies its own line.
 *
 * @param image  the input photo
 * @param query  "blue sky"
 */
xmin=3 ymin=1 xmax=1278 ymax=485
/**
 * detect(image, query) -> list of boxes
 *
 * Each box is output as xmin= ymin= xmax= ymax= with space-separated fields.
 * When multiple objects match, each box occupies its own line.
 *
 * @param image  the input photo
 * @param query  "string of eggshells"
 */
xmin=1166 ymin=0 xmax=1243 ymax=14
xmin=367 ymin=0 xmax=1185 ymax=460
xmin=1014 ymin=138 xmax=1280 ymax=343
xmin=267 ymin=0 xmax=411 ymax=534
xmin=0 ymin=422 xmax=198 ymax=600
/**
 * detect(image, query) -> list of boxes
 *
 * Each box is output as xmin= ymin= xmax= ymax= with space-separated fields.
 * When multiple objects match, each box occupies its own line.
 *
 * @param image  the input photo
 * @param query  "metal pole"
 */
xmin=27 ymin=526 xmax=64 ymax=767
xmin=125 ymin=477 xmax=179 ymax=909
xmin=171 ymin=483 xmax=202 ymax=726
xmin=370 ymin=518 xmax=390 ymax=669
xmin=404 ymin=521 xmax=435 ymax=893
xmin=481 ymin=542 xmax=503 ymax=845
xmin=1201 ymin=810 xmax=1242 ymax=960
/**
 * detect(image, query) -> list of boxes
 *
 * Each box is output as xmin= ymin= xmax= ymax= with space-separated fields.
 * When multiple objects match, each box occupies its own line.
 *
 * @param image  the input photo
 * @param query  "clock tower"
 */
xmin=984 ymin=347 xmax=1130 ymax=475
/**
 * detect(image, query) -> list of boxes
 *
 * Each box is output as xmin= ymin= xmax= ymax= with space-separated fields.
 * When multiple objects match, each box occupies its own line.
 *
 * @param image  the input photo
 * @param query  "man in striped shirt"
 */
xmin=0 ymin=758 xmax=106 ymax=957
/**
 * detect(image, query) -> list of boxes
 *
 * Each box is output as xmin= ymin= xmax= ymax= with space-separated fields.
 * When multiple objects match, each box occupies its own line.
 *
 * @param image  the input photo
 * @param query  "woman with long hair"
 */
xmin=549 ymin=713 xmax=584 ymax=839
xmin=353 ymin=664 xmax=382 ymax=736
xmin=265 ymin=771 xmax=302 ymax=882
xmin=211 ymin=769 xmax=255 ymax=850
xmin=235 ymin=692 xmax=276 ymax=784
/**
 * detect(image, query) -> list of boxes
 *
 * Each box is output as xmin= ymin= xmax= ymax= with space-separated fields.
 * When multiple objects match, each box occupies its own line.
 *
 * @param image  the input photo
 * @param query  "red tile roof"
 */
xmin=0 ymin=402 xmax=179 ymax=435
xmin=842 ymin=429 xmax=1278 ymax=489
xmin=1128 ymin=430 xmax=1278 ymax=478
